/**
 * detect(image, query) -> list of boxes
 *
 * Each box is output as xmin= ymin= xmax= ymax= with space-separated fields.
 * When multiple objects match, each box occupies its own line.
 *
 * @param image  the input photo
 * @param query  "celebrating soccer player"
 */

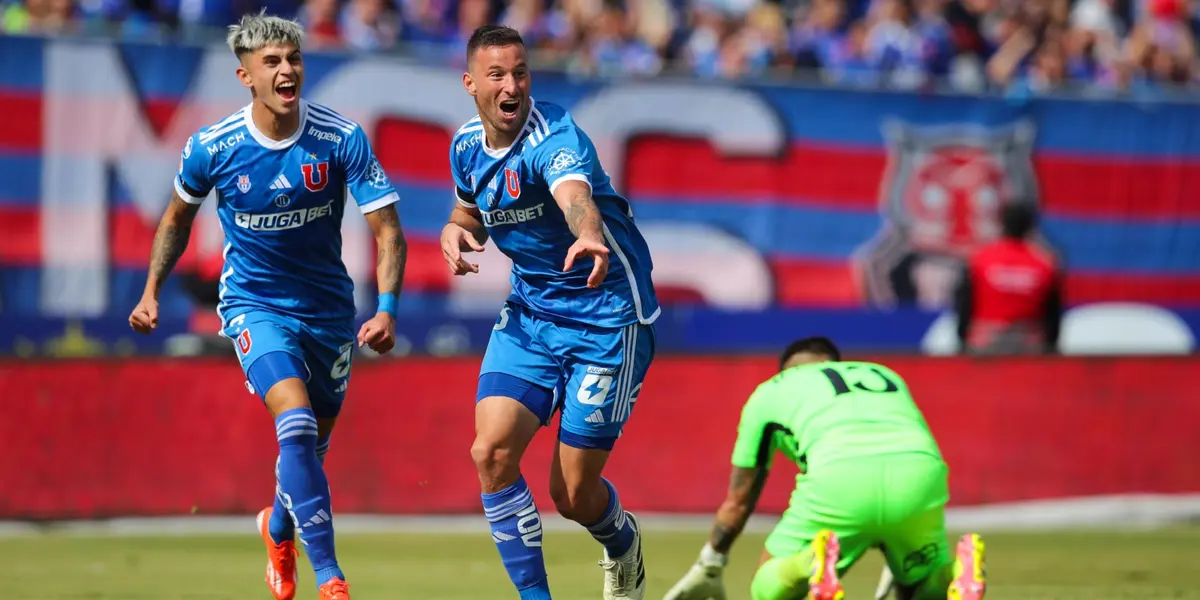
xmin=442 ymin=25 xmax=660 ymax=600
xmin=128 ymin=11 xmax=407 ymax=600
xmin=663 ymin=337 xmax=988 ymax=600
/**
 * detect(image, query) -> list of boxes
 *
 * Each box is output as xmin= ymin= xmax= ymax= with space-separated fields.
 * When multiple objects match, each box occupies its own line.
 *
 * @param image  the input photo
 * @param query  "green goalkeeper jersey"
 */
xmin=731 ymin=361 xmax=943 ymax=473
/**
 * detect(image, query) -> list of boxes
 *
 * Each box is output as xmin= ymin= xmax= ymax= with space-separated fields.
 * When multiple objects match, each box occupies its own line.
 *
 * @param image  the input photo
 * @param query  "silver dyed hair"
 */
xmin=226 ymin=10 xmax=305 ymax=57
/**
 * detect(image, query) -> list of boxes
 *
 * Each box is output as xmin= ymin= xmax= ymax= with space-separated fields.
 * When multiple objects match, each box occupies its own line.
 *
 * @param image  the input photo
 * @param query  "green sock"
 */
xmin=751 ymin=553 xmax=812 ymax=600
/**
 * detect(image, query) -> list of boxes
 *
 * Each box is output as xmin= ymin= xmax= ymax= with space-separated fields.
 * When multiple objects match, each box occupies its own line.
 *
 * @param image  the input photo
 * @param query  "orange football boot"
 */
xmin=318 ymin=577 xmax=351 ymax=599
xmin=257 ymin=507 xmax=299 ymax=600
xmin=948 ymin=533 xmax=987 ymax=600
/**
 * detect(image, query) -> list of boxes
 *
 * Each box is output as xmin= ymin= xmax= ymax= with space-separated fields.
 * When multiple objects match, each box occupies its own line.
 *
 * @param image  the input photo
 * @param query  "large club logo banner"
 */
xmin=0 ymin=37 xmax=1197 ymax=355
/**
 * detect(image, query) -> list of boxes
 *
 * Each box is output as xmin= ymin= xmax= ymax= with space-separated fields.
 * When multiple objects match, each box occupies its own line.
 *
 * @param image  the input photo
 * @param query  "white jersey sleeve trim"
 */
xmin=548 ymin=174 xmax=590 ymax=196
xmin=174 ymin=177 xmax=206 ymax=204
xmin=359 ymin=191 xmax=400 ymax=214
xmin=601 ymin=221 xmax=659 ymax=325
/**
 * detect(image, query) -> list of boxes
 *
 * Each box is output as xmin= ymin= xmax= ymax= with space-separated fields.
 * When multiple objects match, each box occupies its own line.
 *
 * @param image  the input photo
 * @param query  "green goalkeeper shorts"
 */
xmin=763 ymin=453 xmax=951 ymax=587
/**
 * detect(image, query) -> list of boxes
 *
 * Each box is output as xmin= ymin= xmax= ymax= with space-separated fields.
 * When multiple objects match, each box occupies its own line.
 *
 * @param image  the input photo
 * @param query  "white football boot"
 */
xmin=600 ymin=511 xmax=646 ymax=600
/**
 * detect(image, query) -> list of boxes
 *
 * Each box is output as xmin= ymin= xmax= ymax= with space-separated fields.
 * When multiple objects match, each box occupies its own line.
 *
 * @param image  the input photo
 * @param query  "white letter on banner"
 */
xmin=41 ymin=41 xmax=241 ymax=316
xmin=307 ymin=57 xmax=479 ymax=313
xmin=571 ymin=84 xmax=784 ymax=308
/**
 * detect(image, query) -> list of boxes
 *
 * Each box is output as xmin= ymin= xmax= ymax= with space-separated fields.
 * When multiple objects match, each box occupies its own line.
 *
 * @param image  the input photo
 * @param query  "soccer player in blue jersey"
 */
xmin=127 ymin=12 xmax=406 ymax=600
xmin=441 ymin=25 xmax=660 ymax=600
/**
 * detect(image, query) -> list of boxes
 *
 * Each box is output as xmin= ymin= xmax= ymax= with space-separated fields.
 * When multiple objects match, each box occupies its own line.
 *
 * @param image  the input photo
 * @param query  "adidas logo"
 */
xmin=269 ymin=174 xmax=293 ymax=190
xmin=304 ymin=509 xmax=331 ymax=528
xmin=585 ymin=410 xmax=605 ymax=424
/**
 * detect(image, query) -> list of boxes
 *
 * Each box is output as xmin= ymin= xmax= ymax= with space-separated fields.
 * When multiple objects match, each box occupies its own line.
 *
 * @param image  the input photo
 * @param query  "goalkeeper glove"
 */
xmin=663 ymin=543 xmax=728 ymax=600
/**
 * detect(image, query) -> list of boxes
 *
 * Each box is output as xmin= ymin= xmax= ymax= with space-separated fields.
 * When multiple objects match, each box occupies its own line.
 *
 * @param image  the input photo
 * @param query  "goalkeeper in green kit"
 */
xmin=663 ymin=337 xmax=987 ymax=600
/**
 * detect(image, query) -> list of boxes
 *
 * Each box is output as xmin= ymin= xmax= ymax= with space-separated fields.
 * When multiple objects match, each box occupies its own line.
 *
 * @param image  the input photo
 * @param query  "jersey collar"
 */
xmin=243 ymin=100 xmax=308 ymax=151
xmin=481 ymin=97 xmax=536 ymax=159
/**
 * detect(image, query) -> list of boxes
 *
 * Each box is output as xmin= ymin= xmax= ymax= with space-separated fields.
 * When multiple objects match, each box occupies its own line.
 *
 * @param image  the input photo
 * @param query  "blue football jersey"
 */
xmin=175 ymin=100 xmax=399 ymax=327
xmin=449 ymin=99 xmax=660 ymax=329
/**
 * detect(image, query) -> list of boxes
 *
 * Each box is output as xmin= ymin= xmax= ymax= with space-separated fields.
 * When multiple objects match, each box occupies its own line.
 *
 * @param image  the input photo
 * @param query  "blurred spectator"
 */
xmin=1121 ymin=0 xmax=1195 ymax=87
xmin=862 ymin=0 xmax=936 ymax=87
xmin=680 ymin=1 xmax=735 ymax=77
xmin=3 ymin=0 xmax=78 ymax=34
xmin=297 ymin=0 xmax=343 ymax=47
xmin=6 ymin=0 xmax=1198 ymax=94
xmin=953 ymin=202 xmax=1063 ymax=356
xmin=339 ymin=0 xmax=401 ymax=51
xmin=575 ymin=0 xmax=663 ymax=75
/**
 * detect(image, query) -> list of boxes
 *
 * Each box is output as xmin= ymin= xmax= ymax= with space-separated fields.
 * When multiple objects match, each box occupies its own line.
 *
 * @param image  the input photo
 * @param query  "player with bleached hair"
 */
xmin=128 ymin=11 xmax=407 ymax=600
xmin=663 ymin=337 xmax=988 ymax=600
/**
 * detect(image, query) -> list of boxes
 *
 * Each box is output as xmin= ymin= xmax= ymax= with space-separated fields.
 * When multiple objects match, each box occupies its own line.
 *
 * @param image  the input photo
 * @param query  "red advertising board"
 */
xmin=0 ymin=355 xmax=1196 ymax=519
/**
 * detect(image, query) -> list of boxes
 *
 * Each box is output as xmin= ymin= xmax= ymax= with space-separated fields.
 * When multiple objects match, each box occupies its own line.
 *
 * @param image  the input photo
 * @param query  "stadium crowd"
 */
xmin=2 ymin=0 xmax=1197 ymax=94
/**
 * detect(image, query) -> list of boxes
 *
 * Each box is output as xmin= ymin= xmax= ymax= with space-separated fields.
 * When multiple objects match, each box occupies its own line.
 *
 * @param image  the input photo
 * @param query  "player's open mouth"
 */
xmin=276 ymin=81 xmax=297 ymax=102
xmin=498 ymin=99 xmax=520 ymax=119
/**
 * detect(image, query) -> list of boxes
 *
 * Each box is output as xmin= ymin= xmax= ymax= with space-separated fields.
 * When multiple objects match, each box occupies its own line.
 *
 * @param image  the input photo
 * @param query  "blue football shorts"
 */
xmin=477 ymin=301 xmax=656 ymax=450
xmin=221 ymin=310 xmax=356 ymax=418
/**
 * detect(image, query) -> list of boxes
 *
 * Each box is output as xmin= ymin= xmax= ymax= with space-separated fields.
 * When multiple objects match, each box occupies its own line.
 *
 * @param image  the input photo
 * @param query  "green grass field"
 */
xmin=5 ymin=528 xmax=1200 ymax=599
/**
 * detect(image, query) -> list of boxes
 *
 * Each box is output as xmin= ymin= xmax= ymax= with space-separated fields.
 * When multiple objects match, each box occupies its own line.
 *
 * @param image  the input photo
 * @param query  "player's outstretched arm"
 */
xmin=440 ymin=204 xmax=488 ymax=276
xmin=450 ymin=203 xmax=488 ymax=249
xmin=129 ymin=191 xmax=201 ymax=334
xmin=710 ymin=465 xmax=769 ymax=554
xmin=357 ymin=204 xmax=407 ymax=354
xmin=552 ymin=180 xmax=609 ymax=288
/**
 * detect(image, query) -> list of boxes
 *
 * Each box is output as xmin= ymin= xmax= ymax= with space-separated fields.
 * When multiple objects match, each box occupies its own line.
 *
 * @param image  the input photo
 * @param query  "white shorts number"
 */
xmin=330 ymin=343 xmax=353 ymax=380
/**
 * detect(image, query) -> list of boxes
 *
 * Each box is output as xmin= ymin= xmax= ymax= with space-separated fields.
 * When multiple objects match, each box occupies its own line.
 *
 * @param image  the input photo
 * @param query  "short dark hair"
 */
xmin=1001 ymin=202 xmax=1038 ymax=239
xmin=779 ymin=336 xmax=841 ymax=370
xmin=466 ymin=25 xmax=525 ymax=63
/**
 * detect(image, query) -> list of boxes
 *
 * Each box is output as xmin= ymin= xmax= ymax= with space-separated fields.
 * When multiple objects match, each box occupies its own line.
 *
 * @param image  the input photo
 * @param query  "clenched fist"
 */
xmin=129 ymin=295 xmax=159 ymax=335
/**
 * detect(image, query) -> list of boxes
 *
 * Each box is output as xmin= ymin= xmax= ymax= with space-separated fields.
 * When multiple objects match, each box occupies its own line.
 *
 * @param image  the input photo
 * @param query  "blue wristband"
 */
xmin=377 ymin=293 xmax=397 ymax=318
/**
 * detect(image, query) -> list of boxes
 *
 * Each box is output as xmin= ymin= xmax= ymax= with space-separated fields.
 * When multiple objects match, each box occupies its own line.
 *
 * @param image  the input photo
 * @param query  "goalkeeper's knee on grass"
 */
xmin=750 ymin=554 xmax=810 ymax=600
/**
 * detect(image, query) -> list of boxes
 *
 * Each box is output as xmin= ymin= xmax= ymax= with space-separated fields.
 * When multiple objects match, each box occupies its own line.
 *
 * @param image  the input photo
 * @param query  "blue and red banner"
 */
xmin=1 ymin=37 xmax=1198 ymax=355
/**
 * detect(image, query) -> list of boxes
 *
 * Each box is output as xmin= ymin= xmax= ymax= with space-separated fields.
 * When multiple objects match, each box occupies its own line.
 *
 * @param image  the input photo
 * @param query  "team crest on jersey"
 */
xmin=237 ymin=174 xmax=252 ymax=193
xmin=236 ymin=329 xmax=252 ymax=354
xmin=366 ymin=157 xmax=390 ymax=190
xmin=545 ymin=147 xmax=582 ymax=177
xmin=273 ymin=193 xmax=291 ymax=208
xmin=504 ymin=166 xmax=521 ymax=199
xmin=854 ymin=119 xmax=1040 ymax=308
xmin=302 ymin=162 xmax=329 ymax=192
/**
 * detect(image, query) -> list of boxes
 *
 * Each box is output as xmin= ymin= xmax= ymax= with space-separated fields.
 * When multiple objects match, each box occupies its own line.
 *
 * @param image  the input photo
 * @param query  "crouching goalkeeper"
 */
xmin=663 ymin=337 xmax=987 ymax=600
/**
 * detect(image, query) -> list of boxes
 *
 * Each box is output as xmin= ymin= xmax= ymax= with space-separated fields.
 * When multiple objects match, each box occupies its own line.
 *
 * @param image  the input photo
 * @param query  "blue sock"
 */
xmin=269 ymin=434 xmax=331 ymax=545
xmin=482 ymin=476 xmax=551 ymax=599
xmin=585 ymin=479 xmax=636 ymax=558
xmin=274 ymin=409 xmax=343 ymax=586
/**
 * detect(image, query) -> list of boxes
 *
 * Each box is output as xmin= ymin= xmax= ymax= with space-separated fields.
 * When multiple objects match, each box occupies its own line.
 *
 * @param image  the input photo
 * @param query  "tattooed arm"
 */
xmin=551 ymin=180 xmax=609 ymax=287
xmin=365 ymin=203 xmax=408 ymax=300
xmin=551 ymin=180 xmax=604 ymax=243
xmin=130 ymin=191 xmax=200 ymax=334
xmin=663 ymin=463 xmax=770 ymax=600
xmin=144 ymin=192 xmax=201 ymax=298
xmin=710 ymin=465 xmax=771 ymax=554
xmin=449 ymin=202 xmax=489 ymax=249
xmin=354 ymin=203 xmax=407 ymax=354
